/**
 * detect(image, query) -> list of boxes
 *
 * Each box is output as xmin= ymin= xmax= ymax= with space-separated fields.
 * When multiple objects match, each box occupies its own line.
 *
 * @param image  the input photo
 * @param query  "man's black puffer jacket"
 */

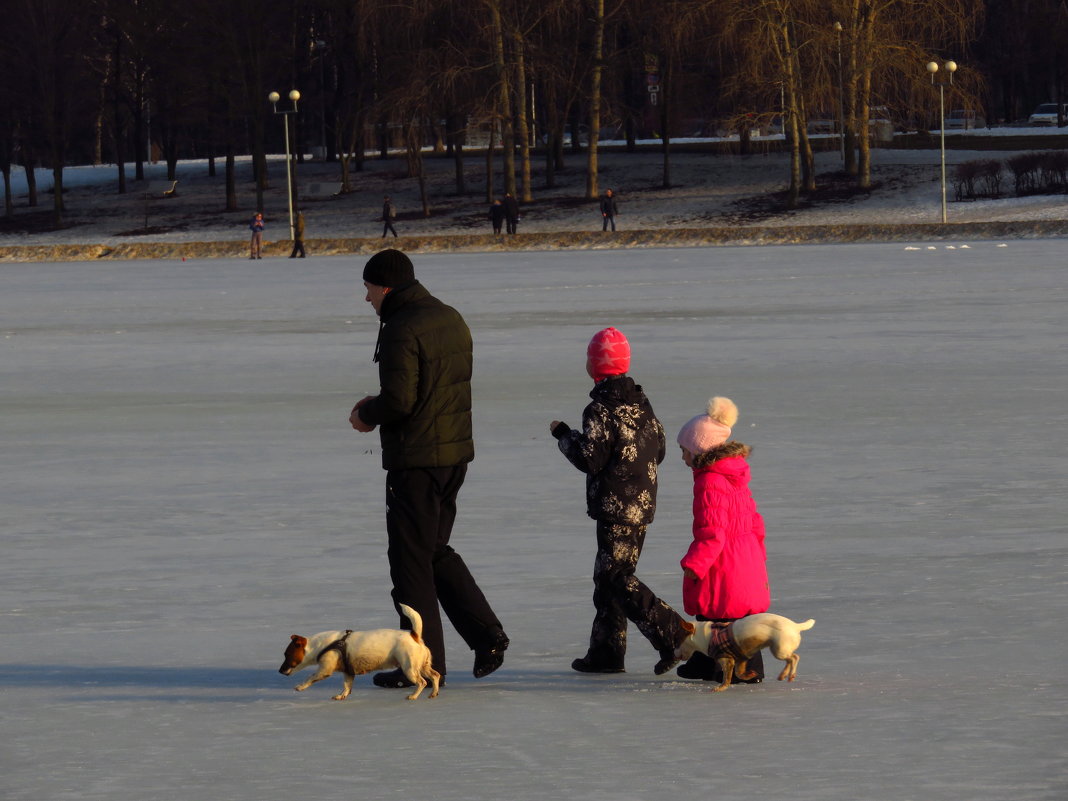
xmin=357 ymin=281 xmax=474 ymax=470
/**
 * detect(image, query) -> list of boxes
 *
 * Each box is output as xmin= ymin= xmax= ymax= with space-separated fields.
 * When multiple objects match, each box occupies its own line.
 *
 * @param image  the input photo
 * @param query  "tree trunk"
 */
xmin=51 ymin=163 xmax=64 ymax=225
xmin=22 ymin=145 xmax=38 ymax=208
xmin=447 ymin=111 xmax=466 ymax=195
xmin=485 ymin=120 xmax=496 ymax=204
xmin=660 ymin=52 xmax=671 ymax=189
xmin=514 ymin=32 xmax=533 ymax=203
xmin=490 ymin=0 xmax=515 ymax=197
xmin=2 ymin=162 xmax=12 ymax=217
xmin=776 ymin=14 xmax=802 ymax=208
xmin=225 ymin=145 xmax=237 ymax=212
xmin=134 ymin=64 xmax=146 ymax=181
xmin=796 ymin=77 xmax=815 ymax=191
xmin=844 ymin=0 xmax=860 ymax=176
xmin=106 ymin=22 xmax=126 ymax=194
xmin=406 ymin=123 xmax=430 ymax=216
xmin=586 ymin=0 xmax=604 ymax=200
xmin=856 ymin=1 xmax=874 ymax=189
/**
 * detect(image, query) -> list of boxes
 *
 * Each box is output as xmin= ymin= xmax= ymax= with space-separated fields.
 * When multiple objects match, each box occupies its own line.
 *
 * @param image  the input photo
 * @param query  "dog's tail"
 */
xmin=797 ymin=618 xmax=816 ymax=631
xmin=398 ymin=603 xmax=425 ymax=643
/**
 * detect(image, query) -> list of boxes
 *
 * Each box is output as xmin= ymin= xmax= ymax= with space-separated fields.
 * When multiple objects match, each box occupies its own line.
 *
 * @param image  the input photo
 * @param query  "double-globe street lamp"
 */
xmin=926 ymin=60 xmax=957 ymax=224
xmin=268 ymin=90 xmax=301 ymax=240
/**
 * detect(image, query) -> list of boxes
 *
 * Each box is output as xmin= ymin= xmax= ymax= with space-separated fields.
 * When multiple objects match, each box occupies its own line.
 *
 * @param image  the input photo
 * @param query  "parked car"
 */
xmin=540 ymin=124 xmax=589 ymax=146
xmin=1028 ymin=103 xmax=1068 ymax=126
xmin=944 ymin=109 xmax=986 ymax=130
xmin=806 ymin=112 xmax=837 ymax=134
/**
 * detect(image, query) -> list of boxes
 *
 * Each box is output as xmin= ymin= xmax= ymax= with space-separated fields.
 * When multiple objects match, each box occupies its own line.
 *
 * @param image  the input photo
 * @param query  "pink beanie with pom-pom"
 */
xmin=677 ymin=396 xmax=739 ymax=455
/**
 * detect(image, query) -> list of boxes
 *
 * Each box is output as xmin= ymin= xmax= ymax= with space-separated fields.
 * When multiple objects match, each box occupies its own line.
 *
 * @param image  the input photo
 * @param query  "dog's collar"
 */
xmin=318 ymin=630 xmax=356 ymax=675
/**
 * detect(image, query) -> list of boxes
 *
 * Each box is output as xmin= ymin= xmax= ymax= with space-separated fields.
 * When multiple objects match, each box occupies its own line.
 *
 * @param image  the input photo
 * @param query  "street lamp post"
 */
xmin=268 ymin=90 xmax=301 ymax=240
xmin=926 ymin=60 xmax=957 ymax=224
xmin=834 ymin=21 xmax=845 ymax=163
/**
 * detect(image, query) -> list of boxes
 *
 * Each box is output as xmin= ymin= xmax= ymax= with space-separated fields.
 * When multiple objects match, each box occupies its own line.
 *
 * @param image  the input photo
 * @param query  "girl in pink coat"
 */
xmin=676 ymin=396 xmax=770 ymax=682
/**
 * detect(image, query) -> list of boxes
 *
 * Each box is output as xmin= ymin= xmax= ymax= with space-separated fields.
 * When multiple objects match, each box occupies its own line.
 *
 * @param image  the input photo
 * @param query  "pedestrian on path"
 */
xmin=249 ymin=212 xmax=264 ymax=259
xmin=289 ymin=210 xmax=306 ymax=258
xmin=504 ymin=192 xmax=520 ymax=235
xmin=382 ymin=196 xmax=398 ymax=238
xmin=600 ymin=189 xmax=618 ymax=232
xmin=490 ymin=199 xmax=506 ymax=235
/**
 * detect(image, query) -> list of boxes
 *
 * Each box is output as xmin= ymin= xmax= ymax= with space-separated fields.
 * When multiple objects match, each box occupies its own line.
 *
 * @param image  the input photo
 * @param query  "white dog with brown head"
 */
xmin=278 ymin=604 xmax=440 ymax=701
xmin=675 ymin=613 xmax=815 ymax=692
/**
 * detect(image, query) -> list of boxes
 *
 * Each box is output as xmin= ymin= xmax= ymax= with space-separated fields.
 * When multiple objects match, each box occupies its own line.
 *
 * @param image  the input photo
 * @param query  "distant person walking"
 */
xmin=382 ymin=196 xmax=398 ymax=238
xmin=600 ymin=189 xmax=618 ymax=232
xmin=289 ymin=210 xmax=306 ymax=258
xmin=490 ymin=199 xmax=506 ymax=235
xmin=249 ymin=212 xmax=264 ymax=259
xmin=503 ymin=192 xmax=520 ymax=235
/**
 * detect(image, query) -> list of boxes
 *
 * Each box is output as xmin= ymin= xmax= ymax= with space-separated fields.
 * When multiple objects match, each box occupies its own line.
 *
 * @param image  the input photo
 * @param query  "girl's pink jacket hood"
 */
xmin=680 ymin=456 xmax=769 ymax=619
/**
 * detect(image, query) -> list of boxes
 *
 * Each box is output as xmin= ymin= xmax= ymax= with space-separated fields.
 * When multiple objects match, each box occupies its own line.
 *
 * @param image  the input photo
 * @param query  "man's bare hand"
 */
xmin=350 ymin=396 xmax=377 ymax=432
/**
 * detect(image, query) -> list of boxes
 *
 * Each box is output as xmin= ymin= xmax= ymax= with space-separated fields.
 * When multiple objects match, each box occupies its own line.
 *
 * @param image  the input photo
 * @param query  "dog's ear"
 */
xmin=681 ymin=620 xmax=696 ymax=635
xmin=290 ymin=635 xmax=307 ymax=646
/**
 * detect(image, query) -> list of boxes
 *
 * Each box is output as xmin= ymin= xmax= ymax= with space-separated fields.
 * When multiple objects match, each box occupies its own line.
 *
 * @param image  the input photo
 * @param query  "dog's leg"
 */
xmin=405 ymin=676 xmax=427 ymax=701
xmin=735 ymin=657 xmax=760 ymax=682
xmin=778 ymin=653 xmax=799 ymax=682
xmin=332 ymin=673 xmax=355 ymax=701
xmin=427 ymin=667 xmax=441 ymax=699
xmin=712 ymin=656 xmax=734 ymax=692
xmin=294 ymin=653 xmax=338 ymax=692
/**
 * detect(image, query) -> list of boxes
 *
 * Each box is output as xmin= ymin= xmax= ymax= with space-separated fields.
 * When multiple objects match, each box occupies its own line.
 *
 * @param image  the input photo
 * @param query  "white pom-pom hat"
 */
xmin=677 ymin=396 xmax=738 ymax=455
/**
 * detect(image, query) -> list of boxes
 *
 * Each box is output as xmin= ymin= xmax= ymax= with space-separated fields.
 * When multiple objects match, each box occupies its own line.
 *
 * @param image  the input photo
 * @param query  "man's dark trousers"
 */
xmin=385 ymin=465 xmax=501 ymax=676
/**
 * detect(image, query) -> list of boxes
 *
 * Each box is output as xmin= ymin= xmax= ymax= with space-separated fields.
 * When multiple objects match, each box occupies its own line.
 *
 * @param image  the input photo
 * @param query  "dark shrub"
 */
xmin=1007 ymin=152 xmax=1044 ymax=196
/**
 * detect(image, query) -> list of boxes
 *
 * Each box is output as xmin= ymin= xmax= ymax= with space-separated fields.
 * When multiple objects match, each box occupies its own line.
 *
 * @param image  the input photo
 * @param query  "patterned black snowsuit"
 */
xmin=554 ymin=375 xmax=686 ymax=670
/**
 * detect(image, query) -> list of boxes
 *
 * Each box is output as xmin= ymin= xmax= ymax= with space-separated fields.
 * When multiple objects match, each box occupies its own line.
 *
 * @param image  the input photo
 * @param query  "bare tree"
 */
xmin=586 ymin=0 xmax=606 ymax=199
xmin=488 ymin=0 xmax=517 ymax=197
xmin=10 ymin=0 xmax=96 ymax=224
xmin=717 ymin=0 xmax=812 ymax=206
xmin=623 ymin=0 xmax=716 ymax=189
xmin=312 ymin=0 xmax=377 ymax=195
xmin=836 ymin=0 xmax=983 ymax=187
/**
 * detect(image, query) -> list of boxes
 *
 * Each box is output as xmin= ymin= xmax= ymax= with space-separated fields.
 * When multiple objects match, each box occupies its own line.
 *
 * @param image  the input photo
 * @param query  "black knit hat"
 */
xmin=363 ymin=249 xmax=415 ymax=288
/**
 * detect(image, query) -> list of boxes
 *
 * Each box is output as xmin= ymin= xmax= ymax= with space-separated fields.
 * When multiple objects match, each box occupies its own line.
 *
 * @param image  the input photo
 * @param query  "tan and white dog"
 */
xmin=675 ymin=613 xmax=815 ymax=692
xmin=278 ymin=604 xmax=441 ymax=701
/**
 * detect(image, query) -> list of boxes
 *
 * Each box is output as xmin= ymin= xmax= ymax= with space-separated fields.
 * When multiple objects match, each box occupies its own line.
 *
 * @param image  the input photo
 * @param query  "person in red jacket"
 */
xmin=676 ymin=396 xmax=770 ymax=682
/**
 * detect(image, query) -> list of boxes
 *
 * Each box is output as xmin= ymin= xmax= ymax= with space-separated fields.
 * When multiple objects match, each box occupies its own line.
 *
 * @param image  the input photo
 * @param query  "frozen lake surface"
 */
xmin=2 ymin=242 xmax=1066 ymax=800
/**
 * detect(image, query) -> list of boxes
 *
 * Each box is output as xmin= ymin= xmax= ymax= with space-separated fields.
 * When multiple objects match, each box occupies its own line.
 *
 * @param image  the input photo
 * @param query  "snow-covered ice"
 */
xmin=2 ymin=242 xmax=1066 ymax=800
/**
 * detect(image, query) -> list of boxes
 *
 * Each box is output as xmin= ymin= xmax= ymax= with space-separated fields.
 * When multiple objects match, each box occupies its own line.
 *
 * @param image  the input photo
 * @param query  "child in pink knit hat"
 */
xmin=676 ymin=396 xmax=771 ymax=682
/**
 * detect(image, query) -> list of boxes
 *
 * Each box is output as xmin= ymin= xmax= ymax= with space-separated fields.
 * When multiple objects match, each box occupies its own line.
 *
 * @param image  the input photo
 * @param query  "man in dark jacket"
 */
xmin=288 ymin=210 xmax=306 ymax=258
xmin=599 ymin=188 xmax=618 ymax=231
xmin=350 ymin=249 xmax=509 ymax=687
xmin=503 ymin=192 xmax=520 ymax=234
